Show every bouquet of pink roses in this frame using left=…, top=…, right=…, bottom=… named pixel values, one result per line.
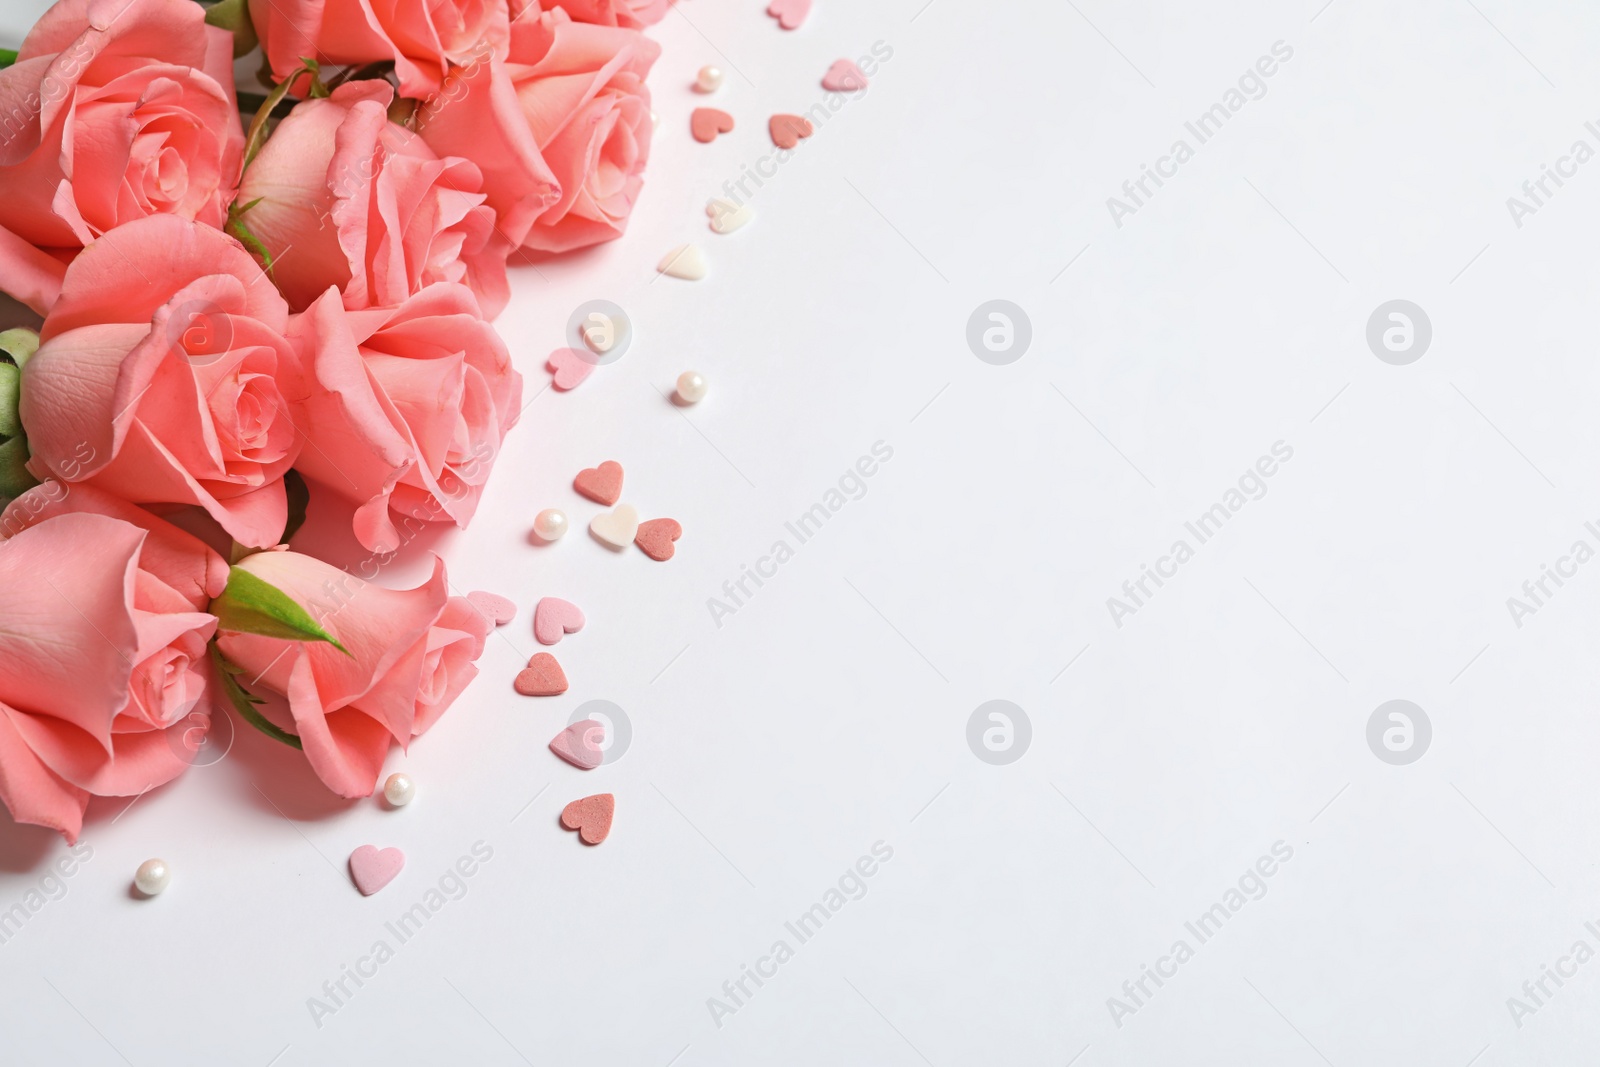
left=0, top=0, right=664, bottom=839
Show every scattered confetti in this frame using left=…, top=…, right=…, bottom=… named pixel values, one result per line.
left=766, top=0, right=810, bottom=30
left=514, top=653, right=568, bottom=696
left=547, top=347, right=594, bottom=390
left=534, top=597, right=586, bottom=646
left=822, top=58, right=868, bottom=91
left=466, top=591, right=516, bottom=626
left=573, top=460, right=624, bottom=505
left=549, top=720, right=605, bottom=770
left=635, top=518, right=683, bottom=561
left=561, top=793, right=615, bottom=844
left=769, top=113, right=814, bottom=149
left=349, top=845, right=404, bottom=896
left=657, top=244, right=707, bottom=280
left=706, top=197, right=753, bottom=234
left=690, top=107, right=735, bottom=143
left=589, top=503, right=640, bottom=549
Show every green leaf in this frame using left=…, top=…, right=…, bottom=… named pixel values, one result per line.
left=0, top=434, right=37, bottom=501
left=211, top=565, right=349, bottom=654
left=0, top=49, right=17, bottom=71
left=209, top=643, right=302, bottom=749
left=0, top=327, right=39, bottom=369
left=282, top=469, right=310, bottom=543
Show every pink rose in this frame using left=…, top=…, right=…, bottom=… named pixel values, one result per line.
left=0, top=482, right=227, bottom=841
left=531, top=0, right=673, bottom=29
left=290, top=283, right=520, bottom=553
left=19, top=215, right=305, bottom=548
left=251, top=0, right=510, bottom=98
left=236, top=81, right=511, bottom=319
left=215, top=549, right=490, bottom=797
left=0, top=0, right=244, bottom=313
left=419, top=8, right=659, bottom=253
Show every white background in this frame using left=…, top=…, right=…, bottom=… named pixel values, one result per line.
left=5, top=0, right=1600, bottom=1063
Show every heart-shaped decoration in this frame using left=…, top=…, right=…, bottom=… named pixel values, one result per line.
left=689, top=107, right=735, bottom=143
left=706, top=197, right=754, bottom=234
left=822, top=58, right=868, bottom=91
left=657, top=244, right=707, bottom=281
left=768, top=114, right=814, bottom=150
left=766, top=0, right=810, bottom=30
left=549, top=719, right=605, bottom=770
left=573, top=460, right=624, bottom=505
left=534, top=596, right=585, bottom=645
left=514, top=653, right=568, bottom=696
left=635, top=518, right=682, bottom=561
left=349, top=845, right=405, bottom=896
left=547, top=347, right=594, bottom=391
left=465, top=591, right=516, bottom=626
left=561, top=793, right=615, bottom=844
left=589, top=503, right=640, bottom=549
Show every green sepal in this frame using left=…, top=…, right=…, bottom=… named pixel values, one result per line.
left=0, top=435, right=38, bottom=500
left=203, top=0, right=258, bottom=57
left=0, top=328, right=39, bottom=369
left=0, top=363, right=18, bottom=438
left=210, top=565, right=349, bottom=654
left=209, top=642, right=303, bottom=749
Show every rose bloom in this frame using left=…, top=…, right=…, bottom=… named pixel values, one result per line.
left=0, top=0, right=243, bottom=314
left=418, top=7, right=659, bottom=254
left=251, top=0, right=509, bottom=98
left=236, top=81, right=511, bottom=319
left=291, top=282, right=520, bottom=553
left=531, top=0, right=673, bottom=30
left=215, top=549, right=490, bottom=797
left=0, top=482, right=227, bottom=842
left=19, top=215, right=304, bottom=548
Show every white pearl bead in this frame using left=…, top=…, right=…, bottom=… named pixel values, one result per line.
left=134, top=858, right=171, bottom=896
left=533, top=508, right=568, bottom=541
left=675, top=371, right=708, bottom=404
left=694, top=65, right=724, bottom=93
left=382, top=772, right=415, bottom=807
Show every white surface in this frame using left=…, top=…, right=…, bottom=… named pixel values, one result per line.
left=5, top=1, right=1600, bottom=1064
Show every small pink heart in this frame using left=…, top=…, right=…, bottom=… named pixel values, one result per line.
left=822, top=58, right=868, bottom=91
left=561, top=793, right=614, bottom=844
left=547, top=347, right=594, bottom=391
left=534, top=597, right=585, bottom=646
left=769, top=114, right=814, bottom=150
left=514, top=653, right=568, bottom=696
left=690, top=107, right=735, bottom=144
left=466, top=591, right=516, bottom=626
left=549, top=719, right=605, bottom=769
left=349, top=845, right=404, bottom=896
left=766, top=0, right=809, bottom=30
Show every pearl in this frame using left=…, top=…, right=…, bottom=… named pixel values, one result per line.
left=694, top=65, right=724, bottom=93
left=382, top=772, right=415, bottom=807
left=533, top=508, right=568, bottom=541
left=675, top=371, right=708, bottom=404
left=134, top=858, right=171, bottom=896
